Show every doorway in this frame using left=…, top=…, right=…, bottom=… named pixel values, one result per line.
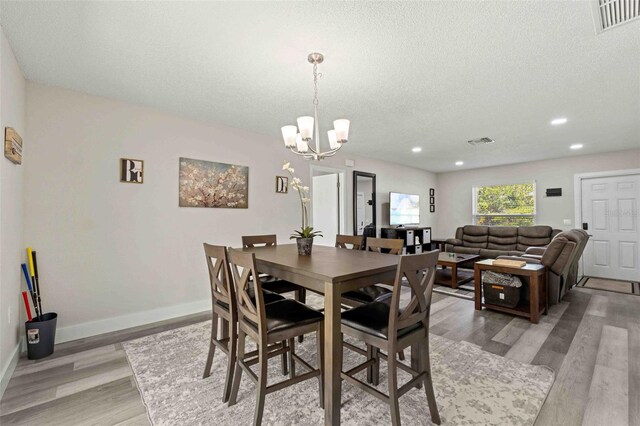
left=575, top=169, right=640, bottom=283
left=310, top=166, right=346, bottom=247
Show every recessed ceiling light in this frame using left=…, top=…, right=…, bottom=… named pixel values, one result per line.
left=570, top=144, right=583, bottom=150
left=455, top=161, right=464, bottom=166
left=412, top=147, right=422, bottom=153
left=551, top=117, right=568, bottom=125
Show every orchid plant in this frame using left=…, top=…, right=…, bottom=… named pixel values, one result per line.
left=282, top=161, right=323, bottom=240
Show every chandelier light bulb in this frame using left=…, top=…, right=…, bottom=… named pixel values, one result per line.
left=297, top=116, right=314, bottom=140
left=334, top=119, right=350, bottom=142
left=281, top=125, right=297, bottom=147
left=328, top=130, right=339, bottom=149
left=295, top=133, right=308, bottom=153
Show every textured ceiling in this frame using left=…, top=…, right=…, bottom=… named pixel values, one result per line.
left=1, top=1, right=638, bottom=172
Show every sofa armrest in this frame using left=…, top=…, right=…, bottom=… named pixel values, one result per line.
left=525, top=246, right=546, bottom=256
left=522, top=253, right=543, bottom=261
left=446, top=238, right=463, bottom=246
left=496, top=255, right=542, bottom=265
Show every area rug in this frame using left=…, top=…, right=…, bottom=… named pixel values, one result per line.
left=124, top=321, right=554, bottom=425
left=580, top=277, right=640, bottom=295
left=432, top=285, right=475, bottom=300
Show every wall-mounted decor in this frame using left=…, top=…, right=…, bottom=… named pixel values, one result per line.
left=4, top=127, right=23, bottom=165
left=430, top=205, right=435, bottom=213
left=429, top=196, right=435, bottom=205
left=275, top=176, right=288, bottom=193
left=120, top=158, right=144, bottom=183
left=429, top=188, right=435, bottom=196
left=179, top=157, right=248, bottom=208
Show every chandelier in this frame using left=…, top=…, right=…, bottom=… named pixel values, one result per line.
left=281, top=53, right=350, bottom=160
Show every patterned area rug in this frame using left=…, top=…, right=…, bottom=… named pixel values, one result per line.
left=432, top=284, right=475, bottom=300
left=580, top=277, right=640, bottom=295
left=124, top=321, right=554, bottom=425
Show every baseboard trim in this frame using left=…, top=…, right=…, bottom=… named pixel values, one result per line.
left=0, top=343, right=20, bottom=400
left=56, top=299, right=211, bottom=344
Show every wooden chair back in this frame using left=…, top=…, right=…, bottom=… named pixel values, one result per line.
left=242, top=234, right=277, bottom=248
left=388, top=250, right=439, bottom=339
left=366, top=237, right=404, bottom=255
left=335, top=234, right=364, bottom=250
left=203, top=243, right=234, bottom=310
left=228, top=249, right=266, bottom=335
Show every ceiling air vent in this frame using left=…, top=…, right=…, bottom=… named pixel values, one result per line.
left=592, top=0, right=640, bottom=33
left=467, top=137, right=495, bottom=146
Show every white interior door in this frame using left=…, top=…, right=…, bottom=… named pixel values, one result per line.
left=312, top=173, right=339, bottom=246
left=581, top=174, right=640, bottom=281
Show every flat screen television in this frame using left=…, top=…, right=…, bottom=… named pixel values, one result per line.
left=389, top=192, right=420, bottom=225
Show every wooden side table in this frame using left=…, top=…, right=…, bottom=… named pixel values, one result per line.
left=474, top=259, right=547, bottom=324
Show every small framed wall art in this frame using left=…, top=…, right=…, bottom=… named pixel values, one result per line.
left=4, top=127, right=23, bottom=165
left=429, top=188, right=435, bottom=196
left=120, top=158, right=144, bottom=183
left=276, top=176, right=288, bottom=193
left=430, top=205, right=435, bottom=213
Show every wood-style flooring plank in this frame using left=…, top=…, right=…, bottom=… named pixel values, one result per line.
left=0, top=377, right=144, bottom=426
left=504, top=302, right=569, bottom=364
left=534, top=313, right=604, bottom=426
left=629, top=321, right=640, bottom=426
left=582, top=325, right=629, bottom=426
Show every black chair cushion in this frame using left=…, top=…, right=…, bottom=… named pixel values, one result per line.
left=341, top=301, right=422, bottom=340
left=215, top=288, right=284, bottom=310
left=262, top=277, right=303, bottom=294
left=342, top=285, right=392, bottom=304
left=263, top=299, right=323, bottom=334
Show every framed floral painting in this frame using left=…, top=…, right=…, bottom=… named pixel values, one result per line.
left=178, top=157, right=248, bottom=208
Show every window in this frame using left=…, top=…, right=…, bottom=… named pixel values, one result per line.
left=473, top=182, right=536, bottom=226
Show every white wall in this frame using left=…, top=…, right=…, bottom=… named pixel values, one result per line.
left=436, top=149, right=640, bottom=237
left=0, top=26, right=26, bottom=396
left=24, top=82, right=436, bottom=342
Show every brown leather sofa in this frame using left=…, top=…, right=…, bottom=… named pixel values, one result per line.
left=445, top=225, right=561, bottom=258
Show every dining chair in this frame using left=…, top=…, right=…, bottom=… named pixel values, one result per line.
left=335, top=234, right=364, bottom=250
left=340, top=250, right=441, bottom=426
left=242, top=234, right=307, bottom=305
left=202, top=244, right=287, bottom=402
left=227, top=249, right=324, bottom=425
left=243, top=234, right=309, bottom=343
left=341, top=237, right=404, bottom=306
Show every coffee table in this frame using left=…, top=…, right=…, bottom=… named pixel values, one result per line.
left=435, top=253, right=479, bottom=288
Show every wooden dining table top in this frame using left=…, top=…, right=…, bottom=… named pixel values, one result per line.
left=237, top=243, right=400, bottom=284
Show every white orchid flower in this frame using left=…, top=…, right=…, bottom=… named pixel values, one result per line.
left=282, top=162, right=290, bottom=170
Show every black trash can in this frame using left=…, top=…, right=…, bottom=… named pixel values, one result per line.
left=25, top=312, right=57, bottom=360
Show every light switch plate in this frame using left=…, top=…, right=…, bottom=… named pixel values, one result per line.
left=563, top=219, right=572, bottom=225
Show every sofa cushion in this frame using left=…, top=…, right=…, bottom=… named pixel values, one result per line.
left=487, top=226, right=518, bottom=250
left=462, top=225, right=489, bottom=236
left=516, top=225, right=554, bottom=252
left=461, top=226, right=488, bottom=248
left=480, top=248, right=513, bottom=259
left=452, top=246, right=482, bottom=255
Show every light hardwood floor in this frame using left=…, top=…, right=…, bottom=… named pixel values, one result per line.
left=1, top=287, right=638, bottom=425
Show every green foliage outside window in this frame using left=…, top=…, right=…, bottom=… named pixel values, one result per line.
left=473, top=183, right=535, bottom=226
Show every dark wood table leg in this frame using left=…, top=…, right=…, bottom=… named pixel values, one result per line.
left=324, top=281, right=341, bottom=426
left=451, top=264, right=458, bottom=289
left=474, top=266, right=482, bottom=310
left=530, top=274, right=539, bottom=324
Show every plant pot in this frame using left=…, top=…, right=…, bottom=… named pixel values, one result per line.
left=296, top=237, right=313, bottom=255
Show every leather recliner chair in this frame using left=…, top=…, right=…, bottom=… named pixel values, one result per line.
left=498, top=234, right=578, bottom=305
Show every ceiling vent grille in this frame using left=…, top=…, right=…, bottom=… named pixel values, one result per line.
left=592, top=0, right=640, bottom=33
left=467, top=137, right=495, bottom=146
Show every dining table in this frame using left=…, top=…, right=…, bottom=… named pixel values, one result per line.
left=238, top=243, right=401, bottom=426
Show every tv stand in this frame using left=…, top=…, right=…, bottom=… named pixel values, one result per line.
left=381, top=226, right=432, bottom=255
